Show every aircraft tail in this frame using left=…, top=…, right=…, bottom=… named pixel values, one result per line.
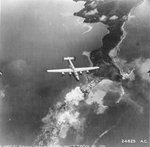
left=64, top=56, right=76, bottom=61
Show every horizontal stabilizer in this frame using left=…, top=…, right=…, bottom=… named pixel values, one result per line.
left=64, top=57, right=76, bottom=61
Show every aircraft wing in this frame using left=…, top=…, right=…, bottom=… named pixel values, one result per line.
left=75, top=66, right=99, bottom=72
left=47, top=68, right=73, bottom=73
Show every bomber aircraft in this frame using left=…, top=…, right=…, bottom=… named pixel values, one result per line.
left=47, top=57, right=99, bottom=81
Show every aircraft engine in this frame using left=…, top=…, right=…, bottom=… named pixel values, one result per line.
left=69, top=72, right=72, bottom=76
left=86, top=70, right=89, bottom=73
left=61, top=72, right=65, bottom=76
left=79, top=71, right=82, bottom=75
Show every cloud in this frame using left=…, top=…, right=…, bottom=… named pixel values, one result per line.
left=86, top=79, right=124, bottom=114
left=109, top=15, right=118, bottom=20
left=85, top=9, right=98, bottom=16
left=65, top=87, right=84, bottom=106
left=99, top=15, right=107, bottom=22
left=57, top=111, right=80, bottom=138
left=37, top=87, right=86, bottom=145
left=134, top=58, right=150, bottom=82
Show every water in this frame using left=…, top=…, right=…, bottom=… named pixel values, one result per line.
left=1, top=0, right=107, bottom=144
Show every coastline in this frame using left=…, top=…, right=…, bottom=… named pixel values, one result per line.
left=74, top=0, right=144, bottom=81
left=109, top=0, right=145, bottom=75
left=82, top=51, right=93, bottom=67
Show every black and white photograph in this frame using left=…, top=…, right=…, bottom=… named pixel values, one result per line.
left=0, top=0, right=150, bottom=147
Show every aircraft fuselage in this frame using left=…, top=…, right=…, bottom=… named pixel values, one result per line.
left=68, top=59, right=80, bottom=81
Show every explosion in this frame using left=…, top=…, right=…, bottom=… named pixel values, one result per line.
left=35, top=77, right=127, bottom=145
left=34, top=87, right=86, bottom=145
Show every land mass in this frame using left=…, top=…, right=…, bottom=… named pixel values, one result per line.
left=73, top=0, right=143, bottom=81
